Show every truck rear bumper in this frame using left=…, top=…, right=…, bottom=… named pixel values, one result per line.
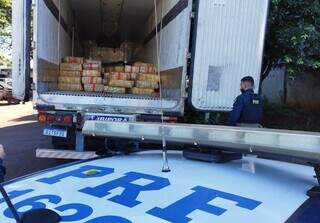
left=36, top=148, right=98, bottom=160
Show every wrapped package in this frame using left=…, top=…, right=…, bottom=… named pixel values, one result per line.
left=131, top=66, right=140, bottom=73
left=82, top=77, right=103, bottom=84
left=125, top=65, right=132, bottom=73
left=124, top=65, right=139, bottom=73
left=108, top=80, right=134, bottom=88
left=137, top=74, right=160, bottom=82
left=114, top=66, right=125, bottom=72
left=82, top=70, right=101, bottom=77
left=130, top=73, right=138, bottom=80
left=84, top=84, right=104, bottom=92
left=102, top=79, right=109, bottom=85
left=104, top=67, right=114, bottom=73
left=84, top=59, right=102, bottom=65
left=58, top=76, right=82, bottom=84
left=89, top=47, right=126, bottom=63
left=63, top=57, right=84, bottom=64
left=139, top=66, right=148, bottom=74
left=148, top=66, right=157, bottom=74
left=60, top=63, right=82, bottom=71
left=105, top=72, right=130, bottom=81
left=133, top=62, right=149, bottom=67
left=135, top=81, right=159, bottom=89
left=130, top=87, right=155, bottom=96
left=58, top=83, right=83, bottom=91
left=104, top=86, right=126, bottom=94
left=60, top=70, right=82, bottom=77
left=83, top=63, right=101, bottom=71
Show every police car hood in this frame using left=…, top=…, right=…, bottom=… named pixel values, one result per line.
left=0, top=151, right=316, bottom=223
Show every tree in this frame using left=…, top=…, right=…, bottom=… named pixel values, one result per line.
left=0, top=0, right=12, bottom=66
left=262, top=0, right=320, bottom=80
left=0, top=0, right=11, bottom=29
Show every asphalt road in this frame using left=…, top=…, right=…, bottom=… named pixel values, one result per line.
left=0, top=101, right=72, bottom=181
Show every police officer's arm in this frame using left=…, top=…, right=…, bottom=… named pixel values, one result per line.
left=227, top=96, right=244, bottom=126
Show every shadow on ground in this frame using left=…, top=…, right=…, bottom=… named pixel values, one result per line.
left=9, top=114, right=38, bottom=122
left=0, top=116, right=73, bottom=181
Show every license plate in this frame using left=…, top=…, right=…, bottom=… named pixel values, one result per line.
left=43, top=127, right=67, bottom=138
left=85, top=113, right=136, bottom=122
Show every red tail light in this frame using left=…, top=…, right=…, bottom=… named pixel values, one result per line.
left=63, top=115, right=73, bottom=125
left=46, top=114, right=55, bottom=123
left=55, top=115, right=63, bottom=123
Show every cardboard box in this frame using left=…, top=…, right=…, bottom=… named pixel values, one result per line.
left=135, top=81, right=159, bottom=89
left=82, top=77, right=103, bottom=84
left=63, top=57, right=84, bottom=64
left=60, top=63, right=82, bottom=71
left=58, top=83, right=83, bottom=91
left=82, top=70, right=101, bottom=77
left=131, top=66, right=140, bottom=73
left=84, top=84, right=104, bottom=92
left=108, top=80, right=134, bottom=88
left=137, top=74, right=160, bottom=82
left=84, top=59, right=102, bottom=65
left=114, top=66, right=125, bottom=72
left=148, top=66, right=157, bottom=74
left=133, top=62, right=149, bottom=67
left=139, top=66, right=148, bottom=74
left=105, top=72, right=131, bottom=81
left=125, top=65, right=132, bottom=73
left=104, top=86, right=126, bottom=94
left=130, top=87, right=155, bottom=96
left=60, top=70, right=82, bottom=77
left=58, top=76, right=82, bottom=84
left=83, top=63, right=101, bottom=71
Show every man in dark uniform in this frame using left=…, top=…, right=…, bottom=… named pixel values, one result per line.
left=227, top=76, right=263, bottom=127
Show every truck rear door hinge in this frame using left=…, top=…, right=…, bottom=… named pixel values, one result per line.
left=190, top=12, right=195, bottom=19
left=186, top=52, right=192, bottom=60
left=31, top=41, right=36, bottom=50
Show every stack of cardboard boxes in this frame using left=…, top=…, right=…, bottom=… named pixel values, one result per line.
left=103, top=62, right=160, bottom=96
left=82, top=60, right=104, bottom=92
left=57, top=57, right=159, bottom=96
left=58, top=57, right=83, bottom=91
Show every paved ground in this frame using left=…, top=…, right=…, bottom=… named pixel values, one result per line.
left=0, top=101, right=72, bottom=181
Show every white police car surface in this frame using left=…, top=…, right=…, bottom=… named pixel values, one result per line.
left=0, top=151, right=316, bottom=223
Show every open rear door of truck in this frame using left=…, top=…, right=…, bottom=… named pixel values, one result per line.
left=189, top=0, right=269, bottom=111
left=12, top=0, right=32, bottom=101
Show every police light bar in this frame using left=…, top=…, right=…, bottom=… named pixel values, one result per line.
left=83, top=121, right=320, bottom=165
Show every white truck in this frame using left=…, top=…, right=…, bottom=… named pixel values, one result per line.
left=12, top=0, right=269, bottom=157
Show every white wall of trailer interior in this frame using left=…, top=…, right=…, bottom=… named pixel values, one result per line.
left=37, top=0, right=71, bottom=65
left=190, top=0, right=269, bottom=111
left=136, top=0, right=192, bottom=72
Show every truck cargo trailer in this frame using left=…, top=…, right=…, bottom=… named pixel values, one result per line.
left=12, top=0, right=269, bottom=155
